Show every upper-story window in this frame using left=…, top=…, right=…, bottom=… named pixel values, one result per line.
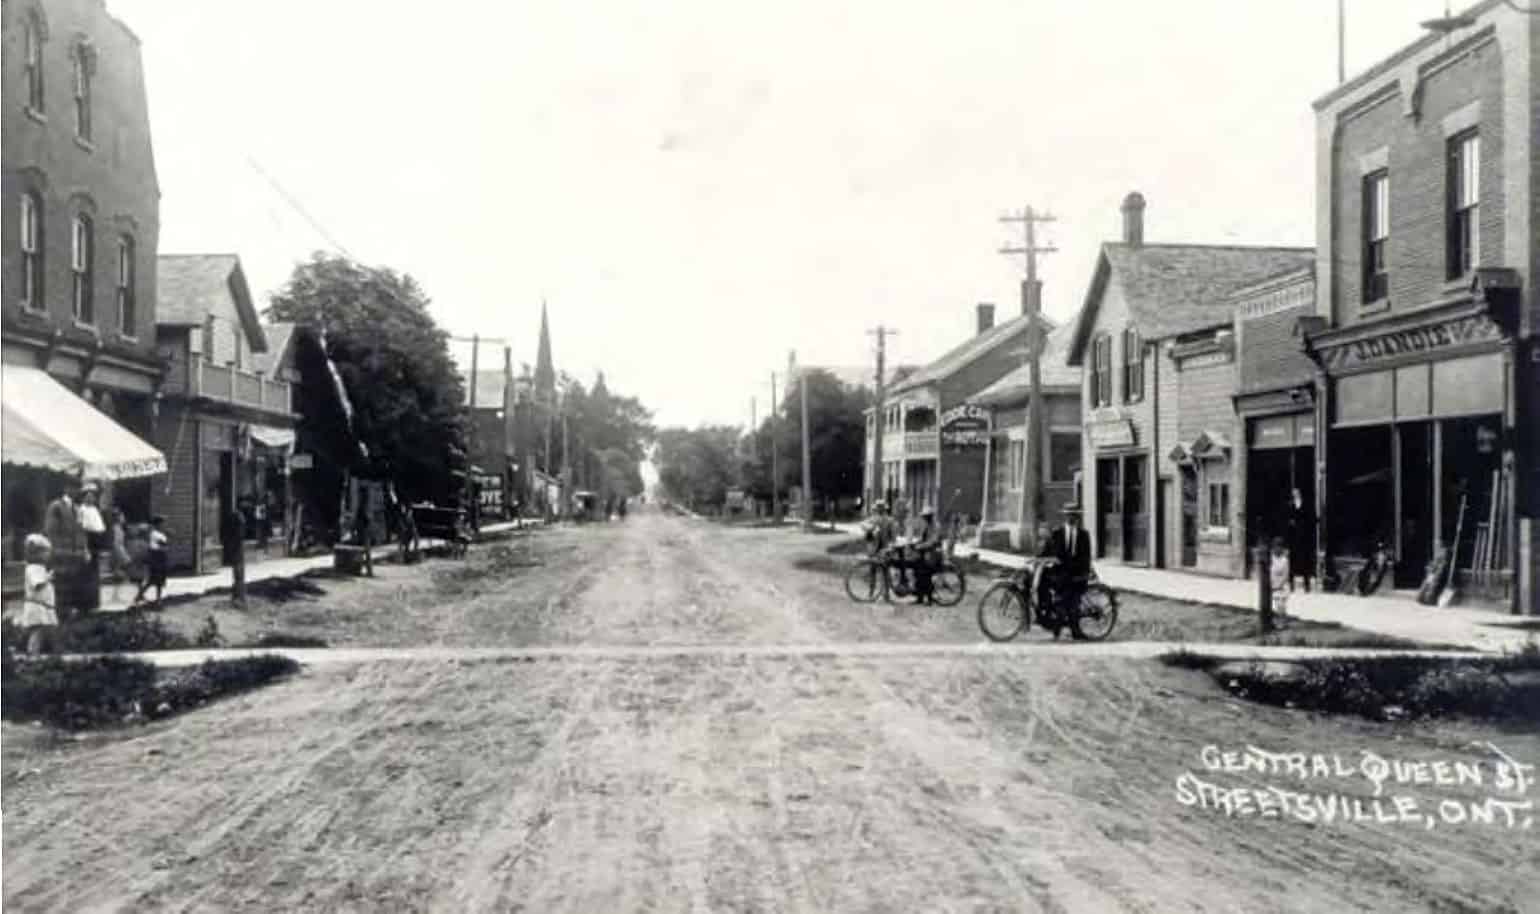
left=72, top=43, right=92, bottom=142
left=1121, top=327, right=1144, bottom=403
left=1090, top=334, right=1112, bottom=408
left=71, top=214, right=93, bottom=324
left=116, top=236, right=135, bottom=336
left=1447, top=131, right=1480, bottom=280
left=20, top=193, right=43, bottom=312
left=1362, top=170, right=1389, bottom=303
left=24, top=15, right=45, bottom=112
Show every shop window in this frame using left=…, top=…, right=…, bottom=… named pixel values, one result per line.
left=1091, top=334, right=1112, bottom=407
left=20, top=192, right=43, bottom=311
left=24, top=15, right=44, bottom=113
left=1362, top=170, right=1389, bottom=303
left=71, top=214, right=93, bottom=324
left=1049, top=431, right=1079, bottom=483
left=1447, top=131, right=1479, bottom=279
left=1121, top=328, right=1143, bottom=402
left=116, top=236, right=135, bottom=336
left=1207, top=481, right=1230, bottom=529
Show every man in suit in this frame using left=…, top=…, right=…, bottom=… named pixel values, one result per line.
left=43, top=481, right=85, bottom=618
left=1038, top=503, right=1092, bottom=636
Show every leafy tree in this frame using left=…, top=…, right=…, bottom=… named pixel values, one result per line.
left=741, top=369, right=871, bottom=510
left=266, top=252, right=466, bottom=505
left=654, top=426, right=742, bottom=510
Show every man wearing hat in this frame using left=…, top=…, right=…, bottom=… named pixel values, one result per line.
left=909, top=507, right=943, bottom=604
left=1039, top=502, right=1092, bottom=636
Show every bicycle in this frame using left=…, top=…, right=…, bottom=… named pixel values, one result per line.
left=976, top=557, right=1119, bottom=642
left=844, top=544, right=967, bottom=607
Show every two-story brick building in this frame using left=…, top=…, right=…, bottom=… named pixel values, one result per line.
left=1, top=0, right=167, bottom=556
left=153, top=254, right=295, bottom=572
left=1301, top=1, right=1536, bottom=612
left=1066, top=193, right=1314, bottom=572
left=863, top=303, right=1051, bottom=522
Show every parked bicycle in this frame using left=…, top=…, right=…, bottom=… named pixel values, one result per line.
left=976, top=557, right=1119, bottom=642
left=844, top=544, right=967, bottom=607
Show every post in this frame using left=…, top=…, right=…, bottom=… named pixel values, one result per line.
left=871, top=327, right=887, bottom=510
left=797, top=353, right=813, bottom=530
left=1256, top=544, right=1275, bottom=632
left=771, top=371, right=780, bottom=522
left=1000, top=206, right=1056, bottom=553
left=465, top=334, right=478, bottom=514
left=1337, top=0, right=1345, bottom=84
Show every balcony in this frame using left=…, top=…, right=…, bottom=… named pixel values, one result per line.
left=190, top=359, right=293, bottom=417
left=880, top=430, right=939, bottom=459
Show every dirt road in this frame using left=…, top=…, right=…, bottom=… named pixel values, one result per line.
left=4, top=510, right=1536, bottom=912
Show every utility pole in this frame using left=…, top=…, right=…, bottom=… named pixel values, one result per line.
left=867, top=326, right=897, bottom=509
left=794, top=350, right=813, bottom=530
left=770, top=371, right=780, bottom=522
left=1000, top=206, right=1057, bottom=553
left=449, top=333, right=510, bottom=527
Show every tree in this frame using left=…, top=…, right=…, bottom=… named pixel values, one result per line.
left=741, top=369, right=870, bottom=512
left=654, top=426, right=742, bottom=510
left=266, top=252, right=467, bottom=506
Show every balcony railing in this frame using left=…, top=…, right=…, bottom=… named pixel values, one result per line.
left=191, top=359, right=293, bottom=416
left=880, top=430, right=938, bottom=459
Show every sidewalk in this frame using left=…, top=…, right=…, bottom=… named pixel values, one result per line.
left=93, top=519, right=533, bottom=613
left=829, top=523, right=1535, bottom=654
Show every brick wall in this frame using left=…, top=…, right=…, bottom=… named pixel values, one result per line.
left=1329, top=35, right=1506, bottom=324
left=1, top=0, right=159, bottom=350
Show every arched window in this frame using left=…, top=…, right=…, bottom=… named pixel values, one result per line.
left=72, top=43, right=92, bottom=141
left=71, top=214, right=93, bottom=324
left=116, top=235, right=135, bottom=335
left=20, top=192, right=43, bottom=311
left=24, top=15, right=45, bottom=112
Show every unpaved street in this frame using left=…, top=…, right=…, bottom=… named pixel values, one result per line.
left=4, top=510, right=1537, bottom=912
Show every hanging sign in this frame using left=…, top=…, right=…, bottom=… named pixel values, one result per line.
left=940, top=404, right=989, bottom=446
left=1088, top=419, right=1136, bottom=449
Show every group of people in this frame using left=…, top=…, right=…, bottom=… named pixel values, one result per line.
left=14, top=480, right=169, bottom=655
left=863, top=500, right=948, bottom=604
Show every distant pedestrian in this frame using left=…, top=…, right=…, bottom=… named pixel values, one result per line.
left=254, top=496, right=270, bottom=552
left=1269, top=536, right=1292, bottom=623
left=1286, top=488, right=1314, bottom=593
left=221, top=502, right=247, bottom=607
left=353, top=496, right=374, bottom=577
left=107, top=507, right=132, bottom=602
left=20, top=534, right=58, bottom=655
left=42, top=482, right=84, bottom=619
left=134, top=516, right=169, bottom=609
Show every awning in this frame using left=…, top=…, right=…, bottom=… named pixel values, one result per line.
left=249, top=424, right=296, bottom=449
left=1190, top=429, right=1233, bottom=459
left=1, top=364, right=167, bottom=479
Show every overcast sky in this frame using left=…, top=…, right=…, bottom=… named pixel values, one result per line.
left=113, top=0, right=1455, bottom=428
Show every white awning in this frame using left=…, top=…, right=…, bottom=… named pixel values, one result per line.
left=249, top=424, right=296, bottom=449
left=1, top=364, right=167, bottom=479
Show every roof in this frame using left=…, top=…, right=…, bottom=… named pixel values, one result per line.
left=157, top=254, right=268, bottom=351
left=967, top=324, right=1081, bottom=407
left=461, top=369, right=509, bottom=409
left=887, top=312, right=1053, bottom=397
left=1312, top=0, right=1502, bottom=112
left=250, top=322, right=297, bottom=377
left=1066, top=243, right=1313, bottom=366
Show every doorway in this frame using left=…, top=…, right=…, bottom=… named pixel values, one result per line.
left=1397, top=422, right=1433, bottom=587
left=1179, top=464, right=1198, bottom=567
left=1097, top=457, right=1121, bottom=559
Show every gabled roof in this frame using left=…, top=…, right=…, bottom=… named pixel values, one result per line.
left=251, top=322, right=297, bottom=377
left=887, top=312, right=1053, bottom=397
left=1066, top=243, right=1313, bottom=366
left=967, top=323, right=1081, bottom=407
left=157, top=254, right=268, bottom=351
left=461, top=369, right=509, bottom=409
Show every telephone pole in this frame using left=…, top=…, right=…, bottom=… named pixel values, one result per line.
left=450, top=333, right=510, bottom=523
left=1000, top=206, right=1057, bottom=552
left=867, top=326, right=898, bottom=509
left=792, top=350, right=812, bottom=530
left=770, top=371, right=780, bottom=522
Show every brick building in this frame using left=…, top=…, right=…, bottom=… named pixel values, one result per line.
left=1066, top=193, right=1313, bottom=572
left=1, top=0, right=166, bottom=552
left=863, top=303, right=1051, bottom=523
left=153, top=254, right=295, bottom=572
left=1300, top=1, right=1536, bottom=612
left=967, top=323, right=1081, bottom=551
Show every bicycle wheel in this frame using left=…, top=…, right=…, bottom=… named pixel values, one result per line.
left=844, top=559, right=886, bottom=603
left=1070, top=584, right=1119, bottom=641
left=929, top=563, right=967, bottom=607
left=977, top=581, right=1028, bottom=642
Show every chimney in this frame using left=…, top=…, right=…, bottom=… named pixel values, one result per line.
left=976, top=303, right=996, bottom=334
left=1121, top=191, right=1146, bottom=245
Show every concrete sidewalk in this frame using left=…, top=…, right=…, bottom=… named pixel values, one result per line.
left=93, top=519, right=535, bottom=613
left=830, top=522, right=1536, bottom=654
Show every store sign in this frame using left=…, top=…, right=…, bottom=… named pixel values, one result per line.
left=939, top=404, right=989, bottom=446
left=1319, top=313, right=1502, bottom=372
left=1088, top=419, right=1135, bottom=449
left=475, top=473, right=504, bottom=511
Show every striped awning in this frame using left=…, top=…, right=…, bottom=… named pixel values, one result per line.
left=1, top=364, right=167, bottom=479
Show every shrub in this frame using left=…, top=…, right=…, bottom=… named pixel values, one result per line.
left=149, top=655, right=300, bottom=719
left=55, top=613, right=191, bottom=654
left=248, top=632, right=329, bottom=649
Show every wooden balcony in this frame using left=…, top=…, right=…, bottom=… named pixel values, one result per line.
left=191, top=359, right=293, bottom=417
left=880, top=430, right=939, bottom=459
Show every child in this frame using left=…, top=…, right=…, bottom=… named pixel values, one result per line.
left=134, top=516, right=168, bottom=610
left=1269, top=536, right=1292, bottom=623
left=20, top=533, right=57, bottom=655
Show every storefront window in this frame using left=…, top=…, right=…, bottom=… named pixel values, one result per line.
left=1049, top=432, right=1079, bottom=483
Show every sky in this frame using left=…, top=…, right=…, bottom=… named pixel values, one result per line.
left=112, top=0, right=1462, bottom=429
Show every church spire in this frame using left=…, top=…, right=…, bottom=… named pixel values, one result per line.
left=534, top=299, right=555, bottom=401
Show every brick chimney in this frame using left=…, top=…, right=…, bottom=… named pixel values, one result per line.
left=1121, top=191, right=1146, bottom=245
left=976, top=303, right=996, bottom=334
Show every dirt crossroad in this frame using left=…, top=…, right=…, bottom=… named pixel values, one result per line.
left=3, top=510, right=1536, bottom=912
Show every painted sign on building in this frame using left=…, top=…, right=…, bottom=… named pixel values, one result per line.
left=940, top=404, right=989, bottom=446
left=475, top=473, right=504, bottom=513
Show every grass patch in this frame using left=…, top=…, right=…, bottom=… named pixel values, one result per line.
left=1, top=653, right=299, bottom=730
left=2, top=613, right=192, bottom=655
left=1159, top=644, right=1540, bottom=723
left=245, top=632, right=329, bottom=649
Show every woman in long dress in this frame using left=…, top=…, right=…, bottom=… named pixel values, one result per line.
left=1286, top=488, right=1315, bottom=593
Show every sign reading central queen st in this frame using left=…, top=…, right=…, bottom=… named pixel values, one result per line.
left=940, top=404, right=989, bottom=446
